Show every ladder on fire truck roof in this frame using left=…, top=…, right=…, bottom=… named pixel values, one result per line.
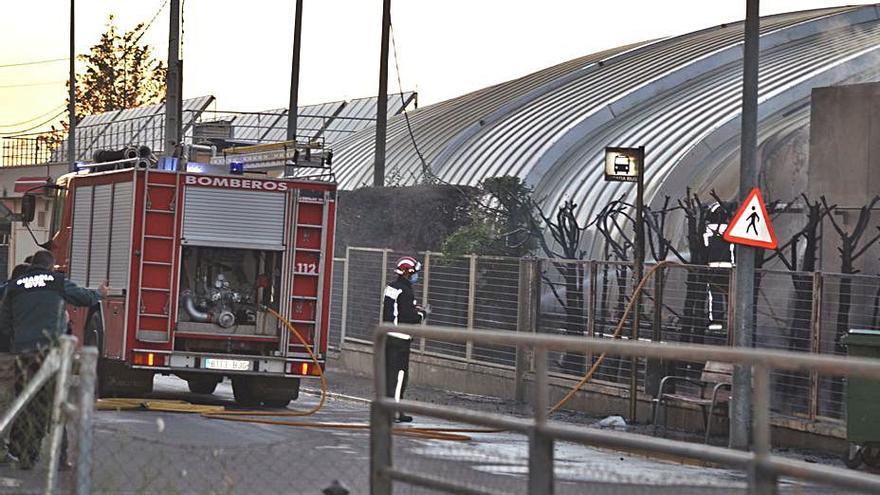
left=286, top=189, right=331, bottom=357
left=134, top=165, right=180, bottom=343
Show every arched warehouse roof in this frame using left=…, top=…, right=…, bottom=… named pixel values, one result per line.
left=332, top=5, right=880, bottom=256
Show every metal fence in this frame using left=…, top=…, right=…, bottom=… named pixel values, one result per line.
left=1, top=111, right=202, bottom=167
left=370, top=324, right=880, bottom=494
left=0, top=336, right=93, bottom=495
left=339, top=247, right=880, bottom=433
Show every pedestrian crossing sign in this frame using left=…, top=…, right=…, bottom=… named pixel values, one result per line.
left=723, top=187, right=778, bottom=249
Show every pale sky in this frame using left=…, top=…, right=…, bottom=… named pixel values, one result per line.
left=0, top=1, right=864, bottom=135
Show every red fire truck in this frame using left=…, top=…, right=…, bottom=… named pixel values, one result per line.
left=24, top=163, right=336, bottom=407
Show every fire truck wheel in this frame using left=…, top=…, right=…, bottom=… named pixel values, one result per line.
left=187, top=376, right=220, bottom=395
left=232, top=376, right=299, bottom=408
left=99, top=360, right=154, bottom=397
left=231, top=377, right=260, bottom=407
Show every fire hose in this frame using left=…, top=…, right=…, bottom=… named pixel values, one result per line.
left=97, top=262, right=673, bottom=441
left=98, top=307, right=472, bottom=441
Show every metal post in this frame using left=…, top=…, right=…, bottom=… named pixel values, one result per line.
left=808, top=272, right=823, bottom=420
left=371, top=331, right=392, bottom=495
left=516, top=258, right=538, bottom=402
left=587, top=261, right=597, bottom=338
left=419, top=252, right=430, bottom=353
left=373, top=0, right=391, bottom=187
left=465, top=255, right=476, bottom=362
left=68, top=0, right=76, bottom=169
left=586, top=261, right=597, bottom=368
left=528, top=346, right=554, bottom=494
left=286, top=0, right=303, bottom=142
left=340, top=252, right=350, bottom=346
left=630, top=146, right=646, bottom=422
left=76, top=347, right=98, bottom=495
left=380, top=250, right=389, bottom=321
left=652, top=266, right=664, bottom=343
left=646, top=264, right=665, bottom=396
left=46, top=336, right=75, bottom=495
left=164, top=0, right=182, bottom=158
left=750, top=364, right=778, bottom=494
left=731, top=0, right=760, bottom=451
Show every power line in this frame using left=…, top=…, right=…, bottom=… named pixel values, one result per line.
left=0, top=80, right=67, bottom=89
left=0, top=58, right=68, bottom=69
left=0, top=104, right=66, bottom=128
left=389, top=24, right=436, bottom=183
left=131, top=0, right=170, bottom=48
left=0, top=108, right=67, bottom=135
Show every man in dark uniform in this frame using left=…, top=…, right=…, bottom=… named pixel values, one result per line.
left=0, top=250, right=106, bottom=469
left=381, top=256, right=425, bottom=423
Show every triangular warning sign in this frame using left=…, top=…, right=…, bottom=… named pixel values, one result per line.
left=723, top=188, right=778, bottom=249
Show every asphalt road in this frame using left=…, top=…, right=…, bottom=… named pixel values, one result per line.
left=0, top=374, right=862, bottom=494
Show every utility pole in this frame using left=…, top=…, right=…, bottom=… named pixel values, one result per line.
left=68, top=0, right=76, bottom=171
left=373, top=0, right=391, bottom=187
left=164, top=0, right=182, bottom=159
left=629, top=146, right=645, bottom=422
left=286, top=0, right=303, bottom=142
left=730, top=0, right=760, bottom=451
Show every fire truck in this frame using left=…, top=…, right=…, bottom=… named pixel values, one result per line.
left=22, top=156, right=336, bottom=407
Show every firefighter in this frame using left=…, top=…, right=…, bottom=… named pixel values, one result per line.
left=381, top=256, right=426, bottom=423
left=0, top=250, right=108, bottom=470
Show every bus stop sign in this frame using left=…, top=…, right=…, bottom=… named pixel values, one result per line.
left=604, top=147, right=642, bottom=182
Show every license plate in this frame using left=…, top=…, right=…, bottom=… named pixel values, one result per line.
left=204, top=358, right=251, bottom=371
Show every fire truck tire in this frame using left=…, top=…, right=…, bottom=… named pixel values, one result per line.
left=232, top=376, right=300, bottom=407
left=98, top=360, right=154, bottom=397
left=231, top=377, right=260, bottom=407
left=187, top=376, right=220, bottom=395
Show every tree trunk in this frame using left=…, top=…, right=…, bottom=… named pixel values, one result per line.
left=559, top=264, right=586, bottom=374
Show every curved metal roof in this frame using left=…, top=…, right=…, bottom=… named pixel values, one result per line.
left=333, top=5, right=880, bottom=256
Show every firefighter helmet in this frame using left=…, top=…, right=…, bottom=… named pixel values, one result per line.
left=394, top=256, right=422, bottom=276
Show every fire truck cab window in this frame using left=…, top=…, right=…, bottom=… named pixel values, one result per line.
left=49, top=188, right=67, bottom=238
left=177, top=246, right=283, bottom=336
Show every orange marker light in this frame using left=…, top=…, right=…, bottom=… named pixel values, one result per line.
left=147, top=353, right=155, bottom=366
left=301, top=362, right=309, bottom=375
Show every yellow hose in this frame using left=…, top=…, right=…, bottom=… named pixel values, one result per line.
left=98, top=306, right=474, bottom=441
left=548, top=260, right=675, bottom=414
left=201, top=306, right=327, bottom=418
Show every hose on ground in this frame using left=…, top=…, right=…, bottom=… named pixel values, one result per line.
left=98, top=306, right=474, bottom=441
left=97, top=261, right=673, bottom=441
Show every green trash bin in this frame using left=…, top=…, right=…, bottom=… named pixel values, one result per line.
left=842, top=329, right=880, bottom=469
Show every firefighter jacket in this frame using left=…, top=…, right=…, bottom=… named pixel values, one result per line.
left=382, top=276, right=424, bottom=340
left=0, top=267, right=100, bottom=353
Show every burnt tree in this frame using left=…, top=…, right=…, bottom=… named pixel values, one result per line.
left=822, top=195, right=880, bottom=413
left=821, top=195, right=880, bottom=352
left=772, top=195, right=833, bottom=352
left=529, top=200, right=590, bottom=374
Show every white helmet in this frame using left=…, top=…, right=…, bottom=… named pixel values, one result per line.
left=394, top=256, right=422, bottom=276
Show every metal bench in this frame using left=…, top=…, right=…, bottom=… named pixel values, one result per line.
left=651, top=361, right=733, bottom=444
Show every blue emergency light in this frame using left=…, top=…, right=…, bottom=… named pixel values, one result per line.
left=230, top=161, right=245, bottom=175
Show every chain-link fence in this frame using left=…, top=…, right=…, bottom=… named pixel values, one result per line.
left=338, top=247, right=880, bottom=436
left=0, top=338, right=80, bottom=495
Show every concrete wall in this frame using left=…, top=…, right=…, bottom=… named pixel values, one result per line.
left=808, top=83, right=880, bottom=274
